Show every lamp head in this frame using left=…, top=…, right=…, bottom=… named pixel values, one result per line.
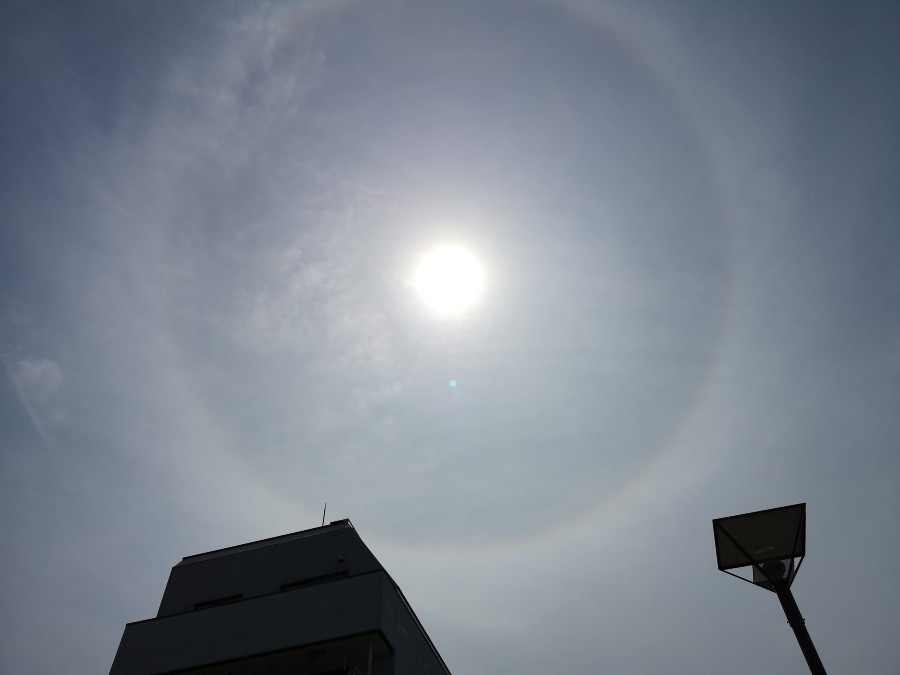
left=761, top=559, right=785, bottom=578
left=712, top=503, right=806, bottom=592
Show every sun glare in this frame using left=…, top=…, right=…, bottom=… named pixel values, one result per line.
left=414, top=245, right=484, bottom=315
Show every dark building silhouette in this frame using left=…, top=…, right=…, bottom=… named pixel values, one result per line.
left=110, top=520, right=452, bottom=674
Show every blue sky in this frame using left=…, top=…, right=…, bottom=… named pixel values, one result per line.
left=2, top=1, right=899, bottom=673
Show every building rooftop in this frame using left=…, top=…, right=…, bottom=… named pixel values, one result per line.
left=176, top=519, right=355, bottom=566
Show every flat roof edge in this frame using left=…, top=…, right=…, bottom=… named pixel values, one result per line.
left=177, top=519, right=354, bottom=566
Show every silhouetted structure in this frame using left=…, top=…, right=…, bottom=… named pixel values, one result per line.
left=712, top=503, right=827, bottom=675
left=110, top=520, right=452, bottom=674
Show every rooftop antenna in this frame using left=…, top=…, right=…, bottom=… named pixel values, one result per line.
left=321, top=501, right=327, bottom=527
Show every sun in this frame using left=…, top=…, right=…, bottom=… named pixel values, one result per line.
left=414, top=245, right=485, bottom=315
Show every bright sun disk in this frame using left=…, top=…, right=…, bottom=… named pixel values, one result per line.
left=414, top=246, right=484, bottom=315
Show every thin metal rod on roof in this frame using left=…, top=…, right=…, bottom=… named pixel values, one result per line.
left=322, top=501, right=327, bottom=527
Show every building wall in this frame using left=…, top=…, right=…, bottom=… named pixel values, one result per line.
left=379, top=580, right=451, bottom=675
left=157, top=525, right=381, bottom=617
left=111, top=523, right=452, bottom=674
left=112, top=572, right=386, bottom=674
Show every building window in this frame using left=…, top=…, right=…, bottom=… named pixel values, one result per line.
left=193, top=594, right=243, bottom=610
left=280, top=570, right=350, bottom=592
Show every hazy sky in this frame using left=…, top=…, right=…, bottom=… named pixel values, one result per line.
left=2, top=1, right=899, bottom=673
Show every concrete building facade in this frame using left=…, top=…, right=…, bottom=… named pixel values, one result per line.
left=110, top=520, right=452, bottom=675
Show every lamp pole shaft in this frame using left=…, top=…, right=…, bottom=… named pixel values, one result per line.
left=773, top=582, right=827, bottom=675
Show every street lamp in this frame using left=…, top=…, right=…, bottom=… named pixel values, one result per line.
left=712, top=503, right=827, bottom=675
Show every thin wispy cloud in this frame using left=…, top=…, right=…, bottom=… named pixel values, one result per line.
left=5, top=356, right=64, bottom=448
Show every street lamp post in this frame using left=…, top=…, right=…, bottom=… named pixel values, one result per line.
left=712, top=503, right=827, bottom=675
